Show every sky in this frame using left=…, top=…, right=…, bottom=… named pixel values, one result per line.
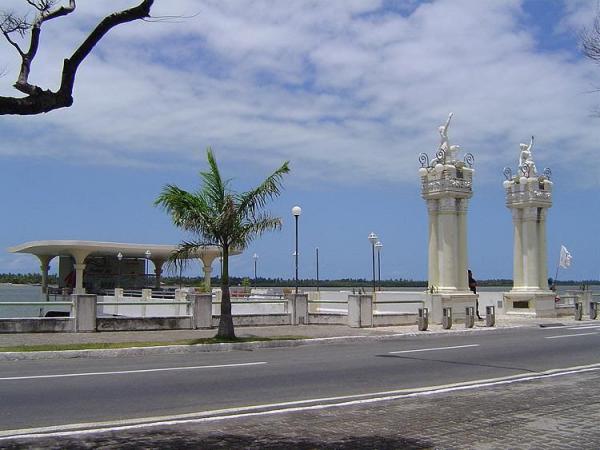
left=0, top=0, right=599, bottom=282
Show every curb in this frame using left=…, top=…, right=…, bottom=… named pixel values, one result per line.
left=0, top=325, right=525, bottom=361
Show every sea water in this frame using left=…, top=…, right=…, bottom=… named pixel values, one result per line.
left=0, top=284, right=57, bottom=318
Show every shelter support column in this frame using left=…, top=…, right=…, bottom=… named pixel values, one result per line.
left=37, top=255, right=54, bottom=295
left=200, top=254, right=218, bottom=290
left=152, top=259, right=165, bottom=289
left=71, top=250, right=91, bottom=295
left=73, top=264, right=86, bottom=294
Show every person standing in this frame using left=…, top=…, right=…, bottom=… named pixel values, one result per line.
left=468, top=269, right=482, bottom=320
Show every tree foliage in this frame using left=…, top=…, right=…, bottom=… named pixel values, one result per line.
left=0, top=0, right=154, bottom=115
left=155, top=148, right=290, bottom=339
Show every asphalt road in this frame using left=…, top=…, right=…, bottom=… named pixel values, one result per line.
left=1, top=322, right=599, bottom=437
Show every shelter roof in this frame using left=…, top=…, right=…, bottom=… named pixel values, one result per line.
left=8, top=240, right=234, bottom=261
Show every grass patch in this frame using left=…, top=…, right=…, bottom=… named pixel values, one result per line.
left=0, top=335, right=308, bottom=353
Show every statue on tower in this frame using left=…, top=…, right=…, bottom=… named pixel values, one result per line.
left=436, top=112, right=460, bottom=163
left=519, top=136, right=537, bottom=177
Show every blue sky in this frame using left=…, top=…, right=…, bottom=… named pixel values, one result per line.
left=0, top=0, right=599, bottom=281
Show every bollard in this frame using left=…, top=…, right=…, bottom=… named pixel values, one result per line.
left=590, top=302, right=598, bottom=320
left=485, top=305, right=496, bottom=327
left=465, top=306, right=475, bottom=328
left=574, top=302, right=583, bottom=321
left=442, top=307, right=452, bottom=329
left=418, top=308, right=429, bottom=331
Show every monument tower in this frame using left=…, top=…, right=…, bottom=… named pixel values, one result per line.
left=418, top=113, right=477, bottom=322
left=502, top=137, right=555, bottom=317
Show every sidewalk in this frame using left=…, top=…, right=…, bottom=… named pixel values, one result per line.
left=0, top=315, right=584, bottom=350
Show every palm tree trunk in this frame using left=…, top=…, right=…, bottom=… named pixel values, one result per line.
left=216, top=244, right=236, bottom=339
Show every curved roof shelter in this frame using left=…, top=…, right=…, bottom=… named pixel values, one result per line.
left=9, top=240, right=240, bottom=293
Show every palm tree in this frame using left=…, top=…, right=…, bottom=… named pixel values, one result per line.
left=155, top=148, right=290, bottom=339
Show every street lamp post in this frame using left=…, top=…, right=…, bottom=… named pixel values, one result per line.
left=144, top=249, right=151, bottom=289
left=253, top=253, right=259, bottom=282
left=375, top=241, right=383, bottom=291
left=292, top=206, right=302, bottom=295
left=316, top=247, right=320, bottom=292
left=368, top=232, right=378, bottom=294
left=117, top=252, right=123, bottom=288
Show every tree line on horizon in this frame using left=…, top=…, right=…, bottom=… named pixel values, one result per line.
left=1, top=273, right=598, bottom=288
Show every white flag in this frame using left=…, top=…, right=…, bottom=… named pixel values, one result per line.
left=559, top=245, right=572, bottom=269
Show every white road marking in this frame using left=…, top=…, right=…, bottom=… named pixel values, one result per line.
left=2, top=362, right=600, bottom=441
left=545, top=332, right=598, bottom=339
left=566, top=325, right=600, bottom=330
left=389, top=344, right=479, bottom=354
left=0, top=361, right=267, bottom=381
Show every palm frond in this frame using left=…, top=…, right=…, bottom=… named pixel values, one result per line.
left=155, top=183, right=220, bottom=240
left=200, top=147, right=228, bottom=209
left=230, top=214, right=283, bottom=248
left=164, top=239, right=217, bottom=274
left=237, top=161, right=290, bottom=219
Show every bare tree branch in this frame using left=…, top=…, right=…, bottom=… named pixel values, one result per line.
left=583, top=15, right=600, bottom=63
left=1, top=12, right=30, bottom=57
left=0, top=0, right=154, bottom=115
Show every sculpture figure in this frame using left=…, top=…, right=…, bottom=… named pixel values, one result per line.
left=519, top=136, right=537, bottom=176
left=431, top=112, right=460, bottom=166
left=439, top=112, right=460, bottom=162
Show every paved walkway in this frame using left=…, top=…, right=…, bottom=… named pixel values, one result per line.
left=0, top=316, right=584, bottom=348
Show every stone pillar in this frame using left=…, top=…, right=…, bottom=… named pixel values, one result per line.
left=348, top=294, right=373, bottom=328
left=456, top=199, right=469, bottom=291
left=287, top=293, right=308, bottom=325
left=427, top=200, right=439, bottom=289
left=538, top=209, right=549, bottom=290
left=73, top=294, right=97, bottom=332
left=512, top=209, right=524, bottom=289
left=189, top=293, right=213, bottom=329
left=523, top=207, right=540, bottom=290
left=437, top=197, right=458, bottom=291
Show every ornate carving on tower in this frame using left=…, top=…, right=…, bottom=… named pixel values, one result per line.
left=503, top=137, right=555, bottom=317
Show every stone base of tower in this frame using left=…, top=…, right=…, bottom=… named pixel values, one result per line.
left=425, top=292, right=478, bottom=324
left=503, top=291, right=556, bottom=318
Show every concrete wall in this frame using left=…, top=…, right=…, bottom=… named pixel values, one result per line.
left=97, top=317, right=192, bottom=331
left=0, top=318, right=73, bottom=333
left=308, top=313, right=347, bottom=325
left=212, top=301, right=287, bottom=316
left=98, top=295, right=188, bottom=317
left=478, top=292, right=505, bottom=314
left=373, top=314, right=418, bottom=327
left=212, top=314, right=290, bottom=327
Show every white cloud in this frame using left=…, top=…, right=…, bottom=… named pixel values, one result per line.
left=0, top=0, right=599, bottom=186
